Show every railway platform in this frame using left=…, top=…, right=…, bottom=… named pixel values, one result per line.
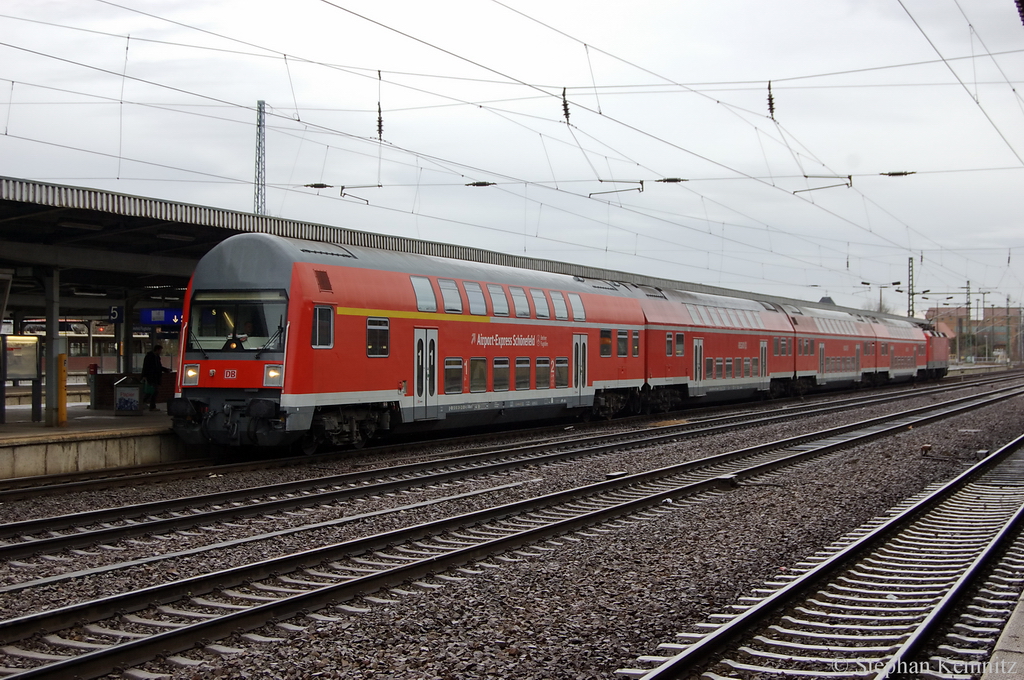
left=984, top=597, right=1024, bottom=678
left=0, top=390, right=188, bottom=480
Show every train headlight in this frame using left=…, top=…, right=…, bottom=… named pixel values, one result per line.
left=183, top=364, right=200, bottom=386
left=264, top=364, right=284, bottom=387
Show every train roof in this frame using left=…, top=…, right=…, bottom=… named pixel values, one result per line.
left=194, top=232, right=932, bottom=330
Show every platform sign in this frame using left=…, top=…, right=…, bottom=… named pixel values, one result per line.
left=108, top=306, right=124, bottom=323
left=140, top=308, right=183, bottom=325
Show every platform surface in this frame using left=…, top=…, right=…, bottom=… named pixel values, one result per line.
left=1, top=398, right=172, bottom=446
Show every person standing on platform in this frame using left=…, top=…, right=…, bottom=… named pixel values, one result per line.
left=141, top=345, right=171, bottom=411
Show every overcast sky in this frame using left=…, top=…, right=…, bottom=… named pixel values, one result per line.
left=2, top=0, right=1023, bottom=314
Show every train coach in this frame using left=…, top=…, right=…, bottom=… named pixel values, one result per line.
left=169, top=233, right=947, bottom=451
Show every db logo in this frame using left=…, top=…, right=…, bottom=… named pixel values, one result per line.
left=224, top=370, right=238, bottom=379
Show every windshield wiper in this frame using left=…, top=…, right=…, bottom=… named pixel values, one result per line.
left=255, top=326, right=284, bottom=359
left=189, top=326, right=210, bottom=360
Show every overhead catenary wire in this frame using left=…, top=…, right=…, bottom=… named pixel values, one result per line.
left=1, top=2, right=1020, bottom=300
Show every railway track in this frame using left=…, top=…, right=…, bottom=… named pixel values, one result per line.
left=0, top=372, right=1015, bottom=501
left=0, top=385, right=1020, bottom=678
left=1, top=381, right=1018, bottom=570
left=616, top=432, right=1024, bottom=680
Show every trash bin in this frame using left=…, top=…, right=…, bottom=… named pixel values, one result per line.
left=114, top=376, right=143, bottom=416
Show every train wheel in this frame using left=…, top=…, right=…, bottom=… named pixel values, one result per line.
left=294, top=431, right=321, bottom=456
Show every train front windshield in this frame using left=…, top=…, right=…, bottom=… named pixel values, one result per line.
left=187, top=290, right=288, bottom=352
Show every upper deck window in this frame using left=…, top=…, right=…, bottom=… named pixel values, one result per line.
left=411, top=276, right=437, bottom=313
left=510, top=287, right=531, bottom=318
left=550, top=292, right=569, bottom=321
left=487, top=284, right=510, bottom=317
left=188, top=290, right=287, bottom=353
left=463, top=282, right=487, bottom=315
left=567, top=293, right=586, bottom=322
left=529, top=289, right=550, bottom=319
left=438, top=279, right=463, bottom=314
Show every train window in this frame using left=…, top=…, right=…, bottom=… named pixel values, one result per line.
left=751, top=357, right=759, bottom=377
left=675, top=333, right=685, bottom=356
left=444, top=358, right=464, bottom=394
left=493, top=358, right=510, bottom=391
left=725, top=358, right=733, bottom=378
left=411, top=276, right=437, bottom=313
left=666, top=333, right=673, bottom=357
left=536, top=357, right=551, bottom=389
left=773, top=337, right=780, bottom=356
left=366, top=318, right=389, bottom=357
left=617, top=330, right=629, bottom=357
left=529, top=290, right=550, bottom=319
left=715, top=358, right=724, bottom=379
left=515, top=357, right=531, bottom=390
left=600, top=330, right=613, bottom=357
left=312, top=306, right=334, bottom=348
left=555, top=358, right=569, bottom=388
left=550, top=292, right=569, bottom=321
left=727, top=310, right=742, bottom=327
left=705, top=357, right=714, bottom=379
left=744, top=357, right=751, bottom=378
left=567, top=293, right=586, bottom=322
left=470, top=357, right=487, bottom=392
left=780, top=338, right=788, bottom=356
left=438, top=279, right=463, bottom=314
left=510, top=287, right=531, bottom=318
left=487, top=284, right=510, bottom=317
left=463, top=282, right=487, bottom=316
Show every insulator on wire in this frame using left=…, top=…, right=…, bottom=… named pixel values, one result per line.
left=377, top=70, right=384, bottom=141
left=767, top=81, right=776, bottom=120
left=562, top=88, right=570, bottom=123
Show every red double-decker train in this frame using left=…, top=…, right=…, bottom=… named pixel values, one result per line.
left=169, top=233, right=949, bottom=451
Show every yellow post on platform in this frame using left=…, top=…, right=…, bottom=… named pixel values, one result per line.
left=57, top=353, right=67, bottom=427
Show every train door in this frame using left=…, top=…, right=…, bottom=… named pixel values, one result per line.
left=818, top=343, right=826, bottom=384
left=691, top=337, right=705, bottom=397
left=413, top=328, right=438, bottom=420
left=572, top=333, right=591, bottom=406
left=759, top=339, right=769, bottom=391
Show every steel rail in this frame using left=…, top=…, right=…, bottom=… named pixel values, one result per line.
left=0, top=371, right=1012, bottom=501
left=2, top=383, right=1018, bottom=564
left=0, top=387, right=1020, bottom=679
left=624, top=431, right=1024, bottom=680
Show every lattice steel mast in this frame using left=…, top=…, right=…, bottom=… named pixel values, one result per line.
left=254, top=100, right=266, bottom=215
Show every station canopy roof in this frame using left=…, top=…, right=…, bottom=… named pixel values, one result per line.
left=1, top=175, right=919, bottom=325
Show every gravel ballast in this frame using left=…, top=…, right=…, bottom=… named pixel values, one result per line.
left=109, top=393, right=1024, bottom=679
